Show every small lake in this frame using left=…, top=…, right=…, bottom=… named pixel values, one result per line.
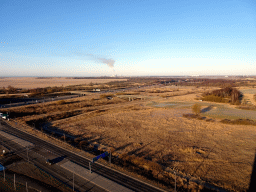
left=240, top=89, right=256, bottom=94
left=151, top=102, right=193, bottom=108
left=151, top=101, right=256, bottom=120
left=204, top=106, right=256, bottom=120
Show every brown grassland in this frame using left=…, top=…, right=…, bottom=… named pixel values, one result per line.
left=0, top=77, right=127, bottom=89
left=1, top=78, right=256, bottom=191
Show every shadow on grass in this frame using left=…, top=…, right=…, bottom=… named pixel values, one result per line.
left=26, top=121, right=107, bottom=156
left=127, top=140, right=155, bottom=156
left=115, top=142, right=133, bottom=152
left=201, top=105, right=213, bottom=113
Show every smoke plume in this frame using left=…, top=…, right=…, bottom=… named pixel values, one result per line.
left=75, top=52, right=115, bottom=69
left=98, top=58, right=115, bottom=68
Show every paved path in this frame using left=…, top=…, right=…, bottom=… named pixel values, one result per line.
left=0, top=130, right=33, bottom=148
left=60, top=160, right=134, bottom=192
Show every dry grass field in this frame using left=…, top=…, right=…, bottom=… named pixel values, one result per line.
left=0, top=77, right=127, bottom=89
left=2, top=83, right=256, bottom=191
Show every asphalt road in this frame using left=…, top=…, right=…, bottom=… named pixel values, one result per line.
left=0, top=84, right=159, bottom=109
left=0, top=129, right=107, bottom=192
left=0, top=95, right=81, bottom=109
left=0, top=120, right=166, bottom=192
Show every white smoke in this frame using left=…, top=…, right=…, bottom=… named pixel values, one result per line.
left=75, top=52, right=115, bottom=69
left=98, top=58, right=115, bottom=68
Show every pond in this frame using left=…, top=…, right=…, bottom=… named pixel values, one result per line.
left=240, top=89, right=256, bottom=94
left=151, top=101, right=256, bottom=120
left=204, top=106, right=256, bottom=120
left=150, top=101, right=194, bottom=108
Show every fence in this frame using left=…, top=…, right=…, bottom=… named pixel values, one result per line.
left=0, top=171, right=39, bottom=192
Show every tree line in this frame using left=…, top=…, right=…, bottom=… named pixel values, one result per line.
left=202, top=87, right=242, bottom=105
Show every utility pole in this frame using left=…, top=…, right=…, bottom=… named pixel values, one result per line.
left=26, top=182, right=28, bottom=192
left=187, top=177, right=189, bottom=192
left=3, top=169, right=5, bottom=182
left=89, top=162, right=91, bottom=173
left=27, top=147, right=29, bottom=162
left=175, top=171, right=176, bottom=192
left=73, top=166, right=75, bottom=191
left=109, top=149, right=111, bottom=165
left=14, top=174, right=16, bottom=191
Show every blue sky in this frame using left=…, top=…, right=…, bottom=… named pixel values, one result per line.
left=1, top=0, right=256, bottom=76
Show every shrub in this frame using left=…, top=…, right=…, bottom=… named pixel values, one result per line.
left=74, top=137, right=82, bottom=143
left=234, top=100, right=241, bottom=105
left=202, top=95, right=224, bottom=102
left=238, top=105, right=256, bottom=110
left=100, top=94, right=114, bottom=99
left=192, top=104, right=201, bottom=115
left=220, top=118, right=256, bottom=126
left=56, top=100, right=66, bottom=105
left=116, top=92, right=140, bottom=95
left=183, top=113, right=198, bottom=118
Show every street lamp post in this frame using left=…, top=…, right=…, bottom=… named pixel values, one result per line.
left=175, top=171, right=176, bottom=192
left=14, top=174, right=16, bottom=190
left=109, top=149, right=111, bottom=165
left=27, top=147, right=29, bottom=162
left=73, top=166, right=75, bottom=191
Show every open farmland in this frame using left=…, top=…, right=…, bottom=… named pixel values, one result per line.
left=1, top=80, right=256, bottom=191
left=0, top=77, right=127, bottom=89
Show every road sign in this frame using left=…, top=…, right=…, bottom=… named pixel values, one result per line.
left=92, top=152, right=109, bottom=163
left=0, top=164, right=5, bottom=171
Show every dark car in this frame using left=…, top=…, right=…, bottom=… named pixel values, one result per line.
left=46, top=159, right=52, bottom=165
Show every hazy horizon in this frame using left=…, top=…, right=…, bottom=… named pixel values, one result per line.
left=1, top=0, right=256, bottom=76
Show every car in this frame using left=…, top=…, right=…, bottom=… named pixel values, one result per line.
left=2, top=114, right=9, bottom=119
left=46, top=159, right=52, bottom=165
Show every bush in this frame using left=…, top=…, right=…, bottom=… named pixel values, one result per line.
left=192, top=104, right=201, bottom=115
left=183, top=113, right=198, bottom=118
left=116, top=92, right=140, bottom=95
left=56, top=100, right=66, bottom=105
left=220, top=118, right=256, bottom=126
left=100, top=94, right=114, bottom=99
left=238, top=105, right=256, bottom=110
left=234, top=100, right=241, bottom=105
left=202, top=95, right=224, bottom=102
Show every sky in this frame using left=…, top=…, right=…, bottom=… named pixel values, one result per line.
left=0, top=0, right=256, bottom=77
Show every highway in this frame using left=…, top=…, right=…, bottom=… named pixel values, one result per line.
left=0, top=94, right=81, bottom=109
left=0, top=84, right=159, bottom=109
left=0, top=119, right=167, bottom=192
left=0, top=125, right=107, bottom=192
